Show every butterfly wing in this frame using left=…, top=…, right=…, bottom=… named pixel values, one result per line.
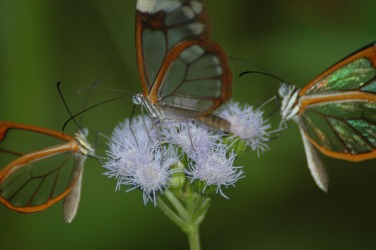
left=297, top=43, right=376, bottom=161
left=298, top=121, right=329, bottom=192
left=62, top=155, right=85, bottom=223
left=136, top=0, right=232, bottom=118
left=0, top=122, right=83, bottom=216
left=300, top=42, right=376, bottom=96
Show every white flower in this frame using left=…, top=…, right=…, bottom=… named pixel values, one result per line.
left=119, top=145, right=179, bottom=205
left=103, top=115, right=179, bottom=205
left=186, top=144, right=244, bottom=198
left=217, top=100, right=270, bottom=154
left=161, top=120, right=222, bottom=155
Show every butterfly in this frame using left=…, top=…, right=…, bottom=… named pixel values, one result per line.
left=278, top=42, right=376, bottom=192
left=132, top=0, right=232, bottom=130
left=0, top=121, right=94, bottom=223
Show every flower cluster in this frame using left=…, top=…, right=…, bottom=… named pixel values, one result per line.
left=216, top=100, right=271, bottom=155
left=103, top=101, right=270, bottom=205
left=103, top=116, right=179, bottom=205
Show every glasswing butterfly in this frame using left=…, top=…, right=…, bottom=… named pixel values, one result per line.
left=133, top=0, right=232, bottom=130
left=279, top=42, right=376, bottom=192
left=0, top=121, right=94, bottom=223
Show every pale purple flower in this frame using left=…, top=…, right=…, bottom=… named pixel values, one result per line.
left=103, top=115, right=179, bottom=205
left=118, top=145, right=179, bottom=205
left=217, top=100, right=270, bottom=154
left=186, top=144, right=244, bottom=198
left=161, top=120, right=222, bottom=155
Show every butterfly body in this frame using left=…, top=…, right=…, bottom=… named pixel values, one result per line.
left=278, top=42, right=376, bottom=191
left=279, top=83, right=300, bottom=123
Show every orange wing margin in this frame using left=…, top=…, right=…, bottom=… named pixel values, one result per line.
left=304, top=129, right=376, bottom=162
left=0, top=121, right=80, bottom=213
left=148, top=40, right=232, bottom=115
left=298, top=94, right=376, bottom=162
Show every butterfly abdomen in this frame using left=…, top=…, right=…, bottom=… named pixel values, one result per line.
left=196, top=114, right=230, bottom=131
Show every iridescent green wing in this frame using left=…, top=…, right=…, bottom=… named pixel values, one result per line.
left=299, top=98, right=376, bottom=161
left=300, top=42, right=376, bottom=96
left=136, top=0, right=232, bottom=117
left=297, top=42, right=376, bottom=161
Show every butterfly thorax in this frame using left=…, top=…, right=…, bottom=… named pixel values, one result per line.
left=278, top=83, right=301, bottom=122
left=132, top=93, right=199, bottom=122
left=74, top=129, right=95, bottom=157
left=132, top=93, right=165, bottom=121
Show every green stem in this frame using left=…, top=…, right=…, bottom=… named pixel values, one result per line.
left=186, top=224, right=201, bottom=250
left=157, top=196, right=186, bottom=230
left=158, top=189, right=211, bottom=250
left=164, top=190, right=188, bottom=219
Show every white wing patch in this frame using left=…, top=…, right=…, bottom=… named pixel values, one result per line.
left=137, top=0, right=183, bottom=14
left=180, top=45, right=205, bottom=64
left=191, top=1, right=203, bottom=14
left=182, top=5, right=195, bottom=19
left=181, top=1, right=204, bottom=17
left=188, top=23, right=206, bottom=35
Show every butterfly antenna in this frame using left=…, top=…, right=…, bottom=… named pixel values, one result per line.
left=57, top=81, right=81, bottom=130
left=77, top=86, right=134, bottom=95
left=231, top=57, right=290, bottom=141
left=239, top=70, right=288, bottom=119
left=229, top=55, right=287, bottom=82
left=229, top=56, right=271, bottom=72
left=79, top=80, right=101, bottom=126
left=239, top=70, right=286, bottom=83
left=62, top=96, right=127, bottom=131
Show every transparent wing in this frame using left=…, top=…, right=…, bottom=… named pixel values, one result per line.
left=298, top=122, right=329, bottom=192
left=0, top=121, right=81, bottom=213
left=299, top=99, right=376, bottom=161
left=136, top=0, right=232, bottom=117
left=154, top=41, right=231, bottom=117
left=0, top=148, right=81, bottom=213
left=63, top=156, right=85, bottom=223
left=136, top=0, right=210, bottom=92
left=300, top=42, right=376, bottom=96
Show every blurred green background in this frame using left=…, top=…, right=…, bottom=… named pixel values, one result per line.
left=1, top=0, right=376, bottom=249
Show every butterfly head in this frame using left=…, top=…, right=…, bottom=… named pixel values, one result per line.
left=278, top=82, right=293, bottom=99
left=132, top=93, right=143, bottom=106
